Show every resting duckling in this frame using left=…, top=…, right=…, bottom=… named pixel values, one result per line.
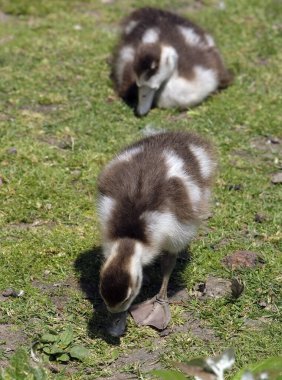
left=111, top=7, right=232, bottom=116
left=97, top=131, right=216, bottom=336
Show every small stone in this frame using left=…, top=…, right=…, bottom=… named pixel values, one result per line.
left=2, top=288, right=14, bottom=297
left=107, top=95, right=116, bottom=103
left=194, top=276, right=232, bottom=299
left=73, top=24, right=82, bottom=31
left=0, top=294, right=8, bottom=302
left=227, top=184, right=243, bottom=191
left=58, top=140, right=72, bottom=149
left=254, top=213, right=266, bottom=223
left=269, top=136, right=280, bottom=144
left=45, top=203, right=52, bottom=210
left=218, top=1, right=226, bottom=10
left=71, top=169, right=81, bottom=178
left=169, top=288, right=190, bottom=303
left=271, top=172, right=282, bottom=184
left=159, top=328, right=171, bottom=337
left=244, top=317, right=270, bottom=329
left=258, top=300, right=267, bottom=308
left=2, top=288, right=24, bottom=297
left=7, top=147, right=17, bottom=154
left=222, top=251, right=265, bottom=269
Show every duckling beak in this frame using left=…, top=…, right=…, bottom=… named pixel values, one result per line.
left=108, top=311, right=128, bottom=337
left=136, top=86, right=156, bottom=116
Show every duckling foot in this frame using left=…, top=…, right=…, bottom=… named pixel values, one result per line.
left=130, top=296, right=171, bottom=330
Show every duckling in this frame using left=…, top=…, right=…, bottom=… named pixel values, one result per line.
left=111, top=7, right=232, bottom=116
left=97, top=131, right=216, bottom=336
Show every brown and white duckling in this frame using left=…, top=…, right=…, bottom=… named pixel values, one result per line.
left=111, top=7, right=232, bottom=116
left=97, top=131, right=216, bottom=336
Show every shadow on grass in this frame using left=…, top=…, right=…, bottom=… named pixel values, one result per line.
left=73, top=246, right=121, bottom=345
left=74, top=245, right=191, bottom=344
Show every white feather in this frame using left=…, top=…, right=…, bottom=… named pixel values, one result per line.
left=142, top=28, right=160, bottom=44
left=124, top=20, right=139, bottom=35
left=189, top=144, right=214, bottom=179
left=117, top=146, right=143, bottom=162
left=97, top=195, right=115, bottom=227
left=157, top=65, right=218, bottom=109
left=164, top=150, right=202, bottom=210
left=178, top=26, right=203, bottom=47
left=141, top=210, right=198, bottom=256
left=205, top=34, right=215, bottom=47
left=139, top=46, right=178, bottom=89
left=116, top=45, right=135, bottom=85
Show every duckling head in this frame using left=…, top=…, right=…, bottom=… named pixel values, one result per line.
left=99, top=239, right=143, bottom=313
left=134, top=44, right=178, bottom=116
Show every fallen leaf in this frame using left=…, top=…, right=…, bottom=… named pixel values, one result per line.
left=57, top=353, right=70, bottom=362
left=69, top=345, right=90, bottom=361
left=175, top=363, right=216, bottom=380
left=231, top=278, right=244, bottom=298
left=57, top=326, right=73, bottom=349
left=41, top=333, right=57, bottom=343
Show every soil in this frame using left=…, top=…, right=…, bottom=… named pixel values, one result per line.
left=8, top=220, right=56, bottom=230
left=38, top=135, right=73, bottom=150
left=0, top=324, right=27, bottom=367
left=197, top=276, right=233, bottom=299
left=271, top=172, right=282, bottom=184
left=88, top=285, right=217, bottom=379
left=32, top=277, right=79, bottom=315
left=222, top=250, right=265, bottom=269
left=250, top=136, right=281, bottom=153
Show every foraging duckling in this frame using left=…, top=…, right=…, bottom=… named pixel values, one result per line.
left=111, top=7, right=232, bottom=116
left=97, top=131, right=216, bottom=336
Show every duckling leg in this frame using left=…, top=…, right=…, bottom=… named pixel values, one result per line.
left=158, top=253, right=177, bottom=300
left=130, top=253, right=176, bottom=330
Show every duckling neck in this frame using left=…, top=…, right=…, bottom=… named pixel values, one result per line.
left=134, top=240, right=158, bottom=267
left=160, top=45, right=178, bottom=81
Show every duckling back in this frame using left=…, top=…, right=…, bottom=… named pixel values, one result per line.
left=98, top=131, right=216, bottom=260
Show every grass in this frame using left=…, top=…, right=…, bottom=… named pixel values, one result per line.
left=0, top=0, right=281, bottom=378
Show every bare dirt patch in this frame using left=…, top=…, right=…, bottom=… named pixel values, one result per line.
left=0, top=35, right=14, bottom=45
left=32, top=277, right=79, bottom=315
left=8, top=220, right=56, bottom=230
left=222, top=251, right=265, bottom=269
left=271, top=172, right=282, bottom=184
left=0, top=324, right=27, bottom=367
left=38, top=135, right=74, bottom=150
left=21, top=104, right=61, bottom=114
left=250, top=136, right=282, bottom=156
left=100, top=306, right=216, bottom=379
left=0, top=11, right=12, bottom=22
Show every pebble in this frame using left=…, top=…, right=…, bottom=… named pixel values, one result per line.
left=271, top=172, right=282, bottom=184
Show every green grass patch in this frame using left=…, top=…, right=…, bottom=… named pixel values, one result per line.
left=0, top=0, right=281, bottom=378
